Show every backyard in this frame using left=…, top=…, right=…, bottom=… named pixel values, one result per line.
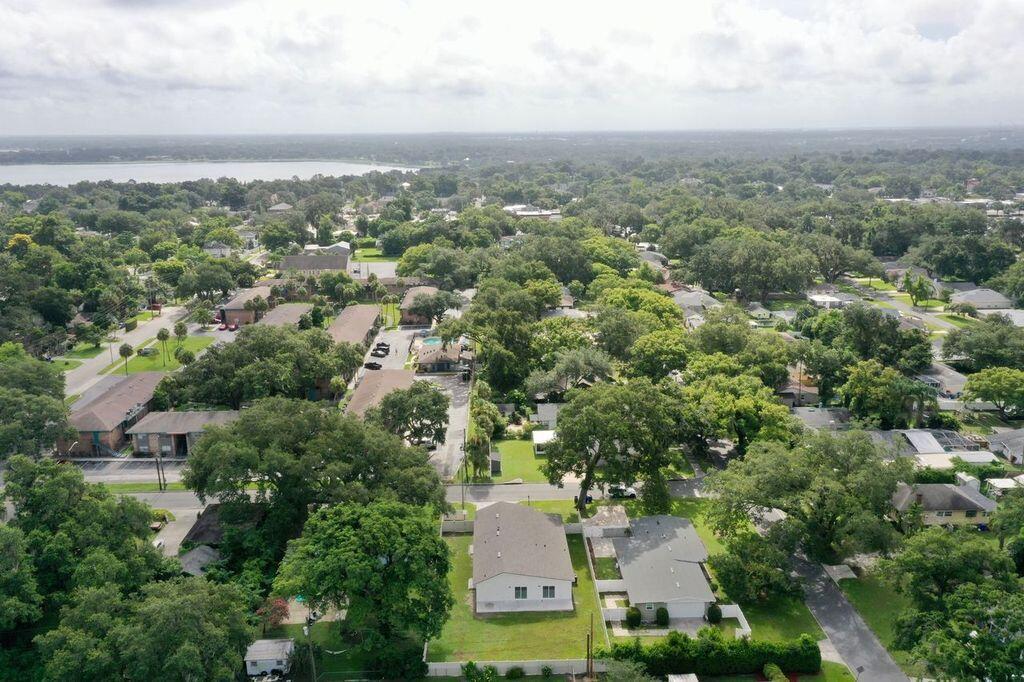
left=351, top=247, right=396, bottom=262
left=428, top=534, right=604, bottom=662
left=937, top=313, right=978, bottom=328
left=265, top=621, right=374, bottom=677
left=481, top=439, right=548, bottom=484
left=62, top=342, right=107, bottom=360
left=839, top=574, right=921, bottom=677
left=100, top=335, right=216, bottom=374
left=701, top=661, right=854, bottom=681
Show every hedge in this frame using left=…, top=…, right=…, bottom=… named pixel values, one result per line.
left=600, top=627, right=821, bottom=677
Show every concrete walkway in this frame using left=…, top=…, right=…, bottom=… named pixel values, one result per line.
left=793, top=556, right=907, bottom=682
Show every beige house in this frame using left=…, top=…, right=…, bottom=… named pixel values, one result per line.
left=126, top=410, right=240, bottom=458
left=891, top=482, right=997, bottom=527
left=327, top=304, right=381, bottom=347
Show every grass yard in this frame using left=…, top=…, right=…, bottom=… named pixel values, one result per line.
left=103, top=481, right=189, bottom=493
left=665, top=450, right=695, bottom=479
left=702, top=660, right=854, bottom=681
left=428, top=534, right=603, bottom=661
left=593, top=556, right=621, bottom=580
left=53, top=359, right=82, bottom=372
left=125, top=310, right=156, bottom=325
left=742, top=596, right=824, bottom=642
left=351, top=247, right=396, bottom=262
left=381, top=302, right=399, bottom=328
left=63, top=343, right=106, bottom=359
left=489, top=439, right=548, bottom=483
left=839, top=575, right=921, bottom=677
left=100, top=335, right=216, bottom=374
left=448, top=502, right=476, bottom=520
left=890, top=292, right=946, bottom=309
left=853, top=277, right=896, bottom=292
left=266, top=622, right=374, bottom=676
left=938, top=313, right=978, bottom=328
left=519, top=499, right=581, bottom=523
left=65, top=393, right=81, bottom=406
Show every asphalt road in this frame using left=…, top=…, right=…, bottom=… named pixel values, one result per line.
left=425, top=374, right=471, bottom=479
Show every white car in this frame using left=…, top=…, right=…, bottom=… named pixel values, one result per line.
left=608, top=484, right=638, bottom=499
left=151, top=538, right=165, bottom=550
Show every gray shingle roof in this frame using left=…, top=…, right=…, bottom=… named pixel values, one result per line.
left=180, top=545, right=221, bottom=576
left=612, top=516, right=713, bottom=605
left=245, top=639, right=294, bottom=661
left=951, top=288, right=1012, bottom=307
left=473, top=502, right=574, bottom=584
left=126, top=410, right=240, bottom=436
left=221, top=286, right=273, bottom=310
left=892, top=483, right=997, bottom=513
left=255, top=303, right=312, bottom=327
left=279, top=253, right=347, bottom=272
left=400, top=285, right=440, bottom=309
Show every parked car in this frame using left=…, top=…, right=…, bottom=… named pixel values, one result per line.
left=370, top=349, right=388, bottom=358
left=375, top=342, right=390, bottom=350
left=228, top=323, right=238, bottom=331
left=608, top=485, right=638, bottom=499
left=218, top=323, right=228, bottom=331
left=151, top=538, right=165, bottom=550
left=363, top=362, right=382, bottom=370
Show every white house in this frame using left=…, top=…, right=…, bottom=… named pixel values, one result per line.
left=471, top=502, right=575, bottom=613
left=202, top=241, right=232, bottom=258
left=987, top=428, right=1024, bottom=464
left=244, top=639, right=294, bottom=677
left=530, top=403, right=565, bottom=430
left=612, top=516, right=715, bottom=621
left=952, top=288, right=1012, bottom=310
left=532, top=429, right=556, bottom=456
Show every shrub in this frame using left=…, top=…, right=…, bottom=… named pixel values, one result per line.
left=505, top=666, right=525, bottom=679
left=124, top=319, right=138, bottom=332
left=764, top=662, right=788, bottom=681
left=706, top=603, right=722, bottom=624
left=600, top=628, right=821, bottom=678
left=374, top=639, right=426, bottom=679
left=626, top=606, right=642, bottom=628
left=655, top=607, right=669, bottom=627
left=540, top=665, right=553, bottom=679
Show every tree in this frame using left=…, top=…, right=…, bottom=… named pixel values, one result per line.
left=942, top=314, right=1024, bottom=372
left=334, top=341, right=365, bottom=384
left=173, top=320, right=188, bottom=346
left=173, top=347, right=195, bottom=366
left=901, top=272, right=933, bottom=306
left=707, top=532, right=799, bottom=604
left=796, top=340, right=854, bottom=404
left=628, top=328, right=689, bottom=380
left=256, top=596, right=290, bottom=635
left=465, top=431, right=491, bottom=478
left=366, top=380, right=450, bottom=445
left=807, top=234, right=877, bottom=283
left=879, top=527, right=1016, bottom=612
left=118, top=342, right=134, bottom=375
left=74, top=322, right=106, bottom=349
left=525, top=347, right=613, bottom=398
left=544, top=379, right=681, bottom=514
left=991, top=489, right=1024, bottom=550
left=839, top=360, right=933, bottom=429
left=601, top=659, right=660, bottom=682
left=37, top=578, right=253, bottom=682
left=911, top=582, right=1024, bottom=682
left=964, top=367, right=1024, bottom=420
left=274, top=502, right=453, bottom=658
left=704, top=431, right=911, bottom=560
left=156, top=327, right=170, bottom=367
left=0, top=525, right=42, bottom=633
left=408, top=290, right=464, bottom=326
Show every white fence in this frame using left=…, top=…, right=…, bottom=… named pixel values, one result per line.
left=426, top=659, right=607, bottom=677
left=602, top=607, right=629, bottom=621
left=595, top=579, right=626, bottom=592
left=564, top=522, right=583, bottom=534
left=720, top=604, right=752, bottom=638
left=440, top=520, right=474, bottom=534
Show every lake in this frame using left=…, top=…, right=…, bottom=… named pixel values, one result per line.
left=0, top=159, right=414, bottom=186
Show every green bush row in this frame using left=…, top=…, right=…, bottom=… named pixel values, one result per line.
left=601, top=628, right=821, bottom=677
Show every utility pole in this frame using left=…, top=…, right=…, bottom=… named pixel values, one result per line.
left=303, top=625, right=318, bottom=682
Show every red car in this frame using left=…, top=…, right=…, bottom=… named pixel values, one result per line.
left=228, top=323, right=239, bottom=331
left=218, top=323, right=229, bottom=331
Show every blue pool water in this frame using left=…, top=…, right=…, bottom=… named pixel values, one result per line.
left=422, top=337, right=442, bottom=346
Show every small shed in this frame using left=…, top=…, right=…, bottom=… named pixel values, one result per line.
left=489, top=448, right=502, bottom=476
left=584, top=505, right=630, bottom=538
left=244, top=638, right=294, bottom=677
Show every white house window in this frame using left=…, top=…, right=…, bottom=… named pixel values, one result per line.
left=937, top=510, right=952, bottom=517
left=275, top=660, right=283, bottom=666
left=249, top=662, right=257, bottom=668
left=543, top=586, right=555, bottom=599
left=645, top=604, right=654, bottom=610
left=514, top=586, right=527, bottom=599
left=966, top=510, right=977, bottom=518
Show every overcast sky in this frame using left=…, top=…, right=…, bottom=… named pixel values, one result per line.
left=1, top=0, right=1022, bottom=135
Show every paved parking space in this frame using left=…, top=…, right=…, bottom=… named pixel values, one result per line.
left=424, top=374, right=471, bottom=479
left=74, top=458, right=187, bottom=485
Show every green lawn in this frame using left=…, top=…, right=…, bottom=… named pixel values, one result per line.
left=100, top=335, right=216, bottom=374
left=938, top=313, right=978, bottom=328
left=839, top=575, right=921, bottom=677
left=63, top=343, right=106, bottom=359
left=853, top=277, right=896, bottom=292
left=381, top=302, right=399, bottom=328
left=428, top=534, right=603, bottom=661
left=351, top=247, right=396, bottom=262
left=890, top=292, right=945, bottom=309
left=702, top=660, right=854, bottom=681
left=103, top=481, right=189, bottom=493
left=487, top=439, right=548, bottom=483
left=593, top=556, right=621, bottom=580
left=519, top=499, right=581, bottom=523
left=665, top=450, right=695, bottom=479
left=125, top=310, right=156, bottom=325
left=448, top=502, right=476, bottom=520
left=266, top=622, right=373, bottom=676
left=65, top=393, right=81, bottom=406
left=53, top=359, right=82, bottom=372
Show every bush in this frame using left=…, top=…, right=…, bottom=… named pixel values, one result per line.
left=600, top=628, right=821, bottom=678
left=124, top=319, right=138, bottom=332
left=374, top=639, right=426, bottom=679
left=706, top=603, right=722, bottom=624
left=655, top=607, right=669, bottom=627
left=541, top=665, right=553, bottom=679
left=764, top=662, right=788, bottom=682
left=355, top=236, right=377, bottom=248
left=626, top=606, right=642, bottom=628
left=505, top=666, right=525, bottom=679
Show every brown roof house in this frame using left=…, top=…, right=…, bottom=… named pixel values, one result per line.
left=63, top=373, right=164, bottom=456
left=399, top=285, right=440, bottom=326
left=327, top=304, right=381, bottom=347
left=126, top=410, right=240, bottom=458
left=218, top=286, right=274, bottom=326
left=279, top=253, right=348, bottom=276
left=344, top=369, right=416, bottom=417
left=255, top=303, right=313, bottom=327
left=416, top=341, right=473, bottom=374
left=891, top=481, right=997, bottom=528
left=471, top=502, right=575, bottom=613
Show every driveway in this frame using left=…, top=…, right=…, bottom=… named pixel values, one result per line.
left=424, top=374, right=471, bottom=479
left=373, top=327, right=417, bottom=369
left=793, top=556, right=907, bottom=682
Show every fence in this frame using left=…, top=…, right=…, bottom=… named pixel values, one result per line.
left=602, top=607, right=629, bottom=621
left=720, top=604, right=752, bottom=638
left=564, top=522, right=583, bottom=534
left=426, top=659, right=607, bottom=677
left=595, top=579, right=626, bottom=592
left=440, top=519, right=474, bottom=534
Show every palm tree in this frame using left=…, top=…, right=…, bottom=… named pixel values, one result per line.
left=119, top=343, right=134, bottom=375
left=173, top=321, right=188, bottom=346
left=156, top=328, right=170, bottom=367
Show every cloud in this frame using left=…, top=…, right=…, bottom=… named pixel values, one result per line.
left=0, top=0, right=1022, bottom=134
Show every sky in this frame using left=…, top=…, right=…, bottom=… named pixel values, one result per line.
left=1, top=0, right=1023, bottom=135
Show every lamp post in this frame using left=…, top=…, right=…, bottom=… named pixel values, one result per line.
left=302, top=625, right=318, bottom=682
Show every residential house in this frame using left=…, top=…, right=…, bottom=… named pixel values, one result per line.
left=63, top=373, right=164, bottom=456
left=202, top=241, right=232, bottom=258
left=279, top=253, right=349, bottom=276
left=125, top=410, right=240, bottom=458
left=807, top=292, right=858, bottom=309
left=319, top=240, right=352, bottom=257
left=472, top=502, right=575, bottom=613
left=503, top=204, right=562, bottom=221
left=746, top=303, right=772, bottom=321
left=612, top=516, right=715, bottom=621
left=179, top=545, right=222, bottom=577
left=986, top=477, right=1023, bottom=497
left=776, top=380, right=819, bottom=408
left=986, top=428, right=1024, bottom=464
left=791, top=407, right=852, bottom=431
left=182, top=502, right=266, bottom=548
left=673, top=288, right=721, bottom=316
left=326, top=304, right=381, bottom=347
left=530, top=402, right=565, bottom=429
left=638, top=250, right=669, bottom=267
left=532, top=429, right=556, bottom=456
left=416, top=342, right=471, bottom=373
left=951, top=288, right=1012, bottom=310
left=583, top=505, right=629, bottom=538
left=267, top=202, right=293, bottom=212
left=891, top=482, right=997, bottom=527
left=218, top=286, right=274, bottom=326
left=344, top=369, right=416, bottom=417
left=244, top=639, right=294, bottom=677
left=914, top=363, right=968, bottom=399
left=255, top=303, right=312, bottom=327
left=236, top=227, right=258, bottom=250
left=400, top=285, right=440, bottom=326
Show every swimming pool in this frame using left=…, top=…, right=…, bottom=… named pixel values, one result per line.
left=422, top=337, right=442, bottom=346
